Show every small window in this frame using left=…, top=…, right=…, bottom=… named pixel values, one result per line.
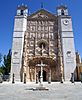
left=61, top=9, right=64, bottom=15
left=39, top=42, right=46, bottom=49
left=67, top=51, right=71, bottom=57
left=21, top=10, right=23, bottom=15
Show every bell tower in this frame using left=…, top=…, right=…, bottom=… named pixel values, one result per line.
left=57, top=6, right=76, bottom=81
left=57, top=5, right=68, bottom=16
left=11, top=5, right=28, bottom=82
left=17, top=5, right=28, bottom=16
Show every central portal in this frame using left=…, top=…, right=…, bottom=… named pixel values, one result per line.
left=38, top=70, right=47, bottom=82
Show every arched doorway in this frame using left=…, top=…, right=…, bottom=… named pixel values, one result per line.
left=38, top=70, right=47, bottom=82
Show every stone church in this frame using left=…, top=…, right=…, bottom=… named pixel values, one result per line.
left=11, top=5, right=76, bottom=82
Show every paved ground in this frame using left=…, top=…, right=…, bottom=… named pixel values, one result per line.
left=0, top=82, right=82, bottom=100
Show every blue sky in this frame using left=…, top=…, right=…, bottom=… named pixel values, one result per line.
left=0, top=0, right=82, bottom=57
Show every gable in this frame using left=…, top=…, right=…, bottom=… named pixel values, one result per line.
left=28, top=9, right=56, bottom=19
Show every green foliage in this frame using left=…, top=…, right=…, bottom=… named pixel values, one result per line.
left=3, top=49, right=11, bottom=75
left=0, top=49, right=11, bottom=75
left=0, top=53, right=2, bottom=64
left=0, top=66, right=5, bottom=74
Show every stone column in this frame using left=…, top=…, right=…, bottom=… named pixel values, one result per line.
left=40, top=61, right=43, bottom=83
left=12, top=73, right=15, bottom=84
left=26, top=66, right=30, bottom=82
left=36, top=73, right=38, bottom=84
left=71, top=73, right=74, bottom=83
left=24, top=73, right=26, bottom=84
left=48, top=69, right=51, bottom=84
left=60, top=56, right=64, bottom=83
left=58, top=29, right=64, bottom=83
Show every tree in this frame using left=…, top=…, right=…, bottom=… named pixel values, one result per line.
left=0, top=53, right=2, bottom=64
left=0, top=67, right=5, bottom=74
left=0, top=49, right=11, bottom=75
left=0, top=53, right=4, bottom=74
left=3, top=49, right=11, bottom=75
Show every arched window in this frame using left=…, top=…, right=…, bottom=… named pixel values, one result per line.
left=39, top=42, right=46, bottom=49
left=67, top=51, right=71, bottom=57
left=21, top=10, right=23, bottom=15
left=37, top=39, right=48, bottom=49
left=61, top=9, right=64, bottom=15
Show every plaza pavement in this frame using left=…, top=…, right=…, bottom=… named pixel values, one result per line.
left=0, top=82, right=82, bottom=100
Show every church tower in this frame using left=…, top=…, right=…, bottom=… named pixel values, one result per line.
left=57, top=6, right=76, bottom=81
left=11, top=5, right=28, bottom=81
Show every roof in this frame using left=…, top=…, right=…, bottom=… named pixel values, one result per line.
left=27, top=9, right=57, bottom=20
left=17, top=5, right=27, bottom=10
left=57, top=5, right=67, bottom=10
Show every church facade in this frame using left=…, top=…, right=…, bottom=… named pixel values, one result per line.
left=11, top=5, right=76, bottom=82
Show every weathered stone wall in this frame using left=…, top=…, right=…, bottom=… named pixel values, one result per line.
left=22, top=10, right=61, bottom=82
